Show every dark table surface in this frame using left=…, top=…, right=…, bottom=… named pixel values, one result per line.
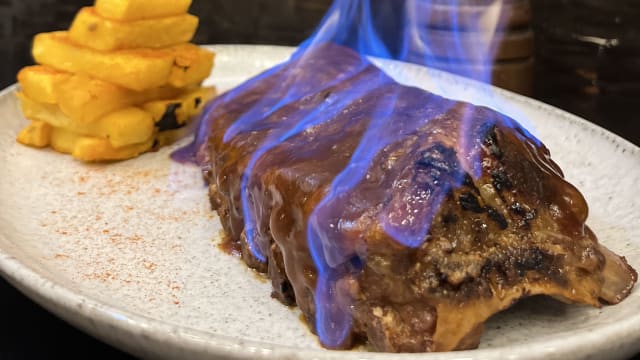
left=0, top=277, right=133, bottom=359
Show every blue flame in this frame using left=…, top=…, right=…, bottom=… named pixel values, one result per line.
left=299, top=0, right=394, bottom=60
left=299, top=0, right=512, bottom=347
left=305, top=85, right=460, bottom=347
left=306, top=87, right=401, bottom=347
left=184, top=0, right=544, bottom=349
left=239, top=62, right=391, bottom=260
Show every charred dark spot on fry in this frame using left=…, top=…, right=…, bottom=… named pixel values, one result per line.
left=173, top=60, right=190, bottom=72
left=156, top=102, right=184, bottom=131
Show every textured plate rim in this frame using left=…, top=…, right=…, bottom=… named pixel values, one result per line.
left=0, top=44, right=638, bottom=360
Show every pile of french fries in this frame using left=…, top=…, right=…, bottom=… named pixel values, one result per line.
left=16, top=0, right=216, bottom=161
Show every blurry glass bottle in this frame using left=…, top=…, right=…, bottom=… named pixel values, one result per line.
left=404, top=0, right=534, bottom=95
left=533, top=0, right=640, bottom=144
left=330, top=0, right=535, bottom=95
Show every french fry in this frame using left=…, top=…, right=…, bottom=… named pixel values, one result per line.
left=167, top=44, right=215, bottom=88
left=92, top=107, right=155, bottom=148
left=20, top=65, right=183, bottom=122
left=33, top=32, right=213, bottom=91
left=73, top=136, right=154, bottom=162
left=16, top=0, right=216, bottom=162
left=95, top=0, right=192, bottom=21
left=17, top=66, right=70, bottom=104
left=17, top=92, right=155, bottom=148
left=33, top=31, right=173, bottom=91
left=143, top=86, right=216, bottom=129
left=69, top=7, right=198, bottom=51
left=56, top=74, right=184, bottom=123
left=18, top=92, right=73, bottom=129
left=50, top=126, right=154, bottom=162
left=33, top=32, right=181, bottom=91
left=49, top=126, right=76, bottom=154
left=16, top=121, right=52, bottom=148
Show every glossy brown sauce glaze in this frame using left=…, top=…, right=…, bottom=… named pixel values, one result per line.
left=195, top=43, right=637, bottom=352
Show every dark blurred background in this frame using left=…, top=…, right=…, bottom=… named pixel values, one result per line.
left=1, top=0, right=638, bottom=145
left=0, top=0, right=332, bottom=88
left=0, top=0, right=639, bottom=358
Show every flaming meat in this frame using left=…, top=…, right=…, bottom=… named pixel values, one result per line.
left=190, top=43, right=637, bottom=352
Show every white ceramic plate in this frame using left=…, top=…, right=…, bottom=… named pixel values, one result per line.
left=0, top=45, right=638, bottom=360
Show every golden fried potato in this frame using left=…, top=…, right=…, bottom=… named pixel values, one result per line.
left=50, top=126, right=154, bottom=162
left=92, top=107, right=155, bottom=148
left=95, top=0, right=192, bottom=21
left=49, top=125, right=76, bottom=154
left=143, top=86, right=216, bottom=128
left=19, top=65, right=187, bottom=123
left=69, top=7, right=198, bottom=51
left=33, top=32, right=214, bottom=91
left=56, top=74, right=184, bottom=123
left=18, top=92, right=71, bottom=128
left=33, top=31, right=173, bottom=91
left=18, top=92, right=154, bottom=148
left=15, top=0, right=215, bottom=162
left=17, top=66, right=70, bottom=104
left=16, top=121, right=52, bottom=148
left=167, top=44, right=215, bottom=88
